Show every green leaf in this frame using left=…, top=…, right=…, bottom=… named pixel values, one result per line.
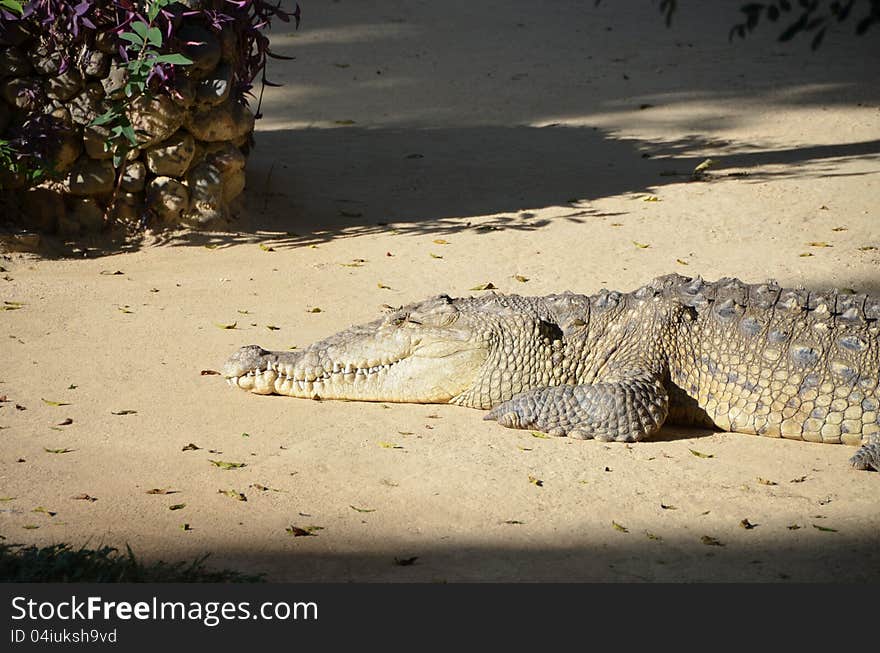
left=154, top=53, right=193, bottom=66
left=529, top=431, right=550, bottom=439
left=119, top=32, right=144, bottom=47
left=350, top=505, right=376, bottom=513
left=0, top=1, right=23, bottom=15
left=146, top=26, right=163, bottom=48
left=689, top=449, right=714, bottom=459
left=528, top=475, right=543, bottom=487
left=91, top=109, right=119, bottom=127
left=812, top=524, right=838, bottom=533
left=209, top=460, right=247, bottom=470
left=121, top=125, right=137, bottom=146
left=131, top=21, right=149, bottom=41
left=612, top=521, right=629, bottom=532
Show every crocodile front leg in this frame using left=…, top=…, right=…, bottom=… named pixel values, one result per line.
left=483, top=373, right=669, bottom=442
left=849, top=434, right=880, bottom=472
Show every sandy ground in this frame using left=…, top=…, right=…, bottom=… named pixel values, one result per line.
left=2, top=1, right=879, bottom=582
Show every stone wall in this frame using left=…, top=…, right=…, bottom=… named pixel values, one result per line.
left=0, top=16, right=255, bottom=237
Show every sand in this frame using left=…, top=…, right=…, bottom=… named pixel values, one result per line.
left=1, top=1, right=878, bottom=582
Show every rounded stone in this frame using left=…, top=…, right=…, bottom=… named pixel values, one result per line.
left=185, top=162, right=225, bottom=224
left=50, top=125, right=83, bottom=173
left=185, top=100, right=254, bottom=142
left=1, top=77, right=42, bottom=112
left=28, top=42, right=63, bottom=75
left=66, top=158, right=116, bottom=196
left=21, top=185, right=66, bottom=232
left=69, top=197, right=106, bottom=233
left=82, top=50, right=110, bottom=78
left=196, top=62, right=232, bottom=106
left=147, top=176, right=190, bottom=224
left=83, top=123, right=113, bottom=160
left=120, top=161, right=146, bottom=193
left=68, top=83, right=106, bottom=126
left=176, top=24, right=221, bottom=78
left=222, top=167, right=246, bottom=203
left=101, top=61, right=128, bottom=99
left=46, top=66, right=84, bottom=102
left=0, top=46, right=32, bottom=76
left=144, top=130, right=196, bottom=176
left=127, top=93, right=186, bottom=147
left=108, top=192, right=143, bottom=225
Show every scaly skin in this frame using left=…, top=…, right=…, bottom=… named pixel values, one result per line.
left=223, top=274, right=880, bottom=471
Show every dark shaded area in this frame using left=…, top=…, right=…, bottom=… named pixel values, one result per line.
left=205, top=535, right=880, bottom=582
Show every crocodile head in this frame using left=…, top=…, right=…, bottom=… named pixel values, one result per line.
left=223, top=293, right=566, bottom=407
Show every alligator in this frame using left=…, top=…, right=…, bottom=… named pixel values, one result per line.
left=223, top=274, right=880, bottom=471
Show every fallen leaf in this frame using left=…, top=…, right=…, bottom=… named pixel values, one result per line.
left=22, top=525, right=39, bottom=530
left=660, top=503, right=677, bottom=510
left=429, top=253, right=443, bottom=259
left=72, top=494, right=97, bottom=502
left=259, top=243, right=275, bottom=252
left=99, top=270, right=124, bottom=276
left=215, top=322, right=237, bottom=329
left=181, top=523, right=192, bottom=531
left=517, top=446, right=533, bottom=451
left=397, top=431, right=414, bottom=436
left=807, top=241, right=831, bottom=247
left=56, top=418, right=73, bottom=426
left=218, top=490, right=247, bottom=501
left=645, top=532, right=662, bottom=541
left=204, top=243, right=220, bottom=250
left=307, top=307, right=322, bottom=313
left=633, top=241, right=650, bottom=248
left=41, top=398, right=71, bottom=407
left=689, top=449, right=714, bottom=459
left=266, top=325, right=281, bottom=331
left=378, top=441, right=404, bottom=449
left=67, top=384, right=77, bottom=390
left=757, top=477, right=777, bottom=486
left=117, top=306, right=133, bottom=314
left=513, top=275, right=529, bottom=282
left=676, top=258, right=689, bottom=265
left=503, top=520, right=525, bottom=525
left=470, top=282, right=496, bottom=291
left=111, top=410, right=137, bottom=415
left=32, top=506, right=57, bottom=516
left=530, top=431, right=550, bottom=439
left=241, top=432, right=250, bottom=438
left=642, top=196, right=660, bottom=202
left=787, top=524, right=801, bottom=530
left=169, top=504, right=186, bottom=511
left=789, top=475, right=808, bottom=483
left=394, top=556, right=418, bottom=566
left=0, top=496, right=15, bottom=501
left=857, top=246, right=877, bottom=251
left=701, top=535, right=724, bottom=546
left=528, top=475, right=543, bottom=487
left=2, top=301, right=23, bottom=310
left=740, top=518, right=757, bottom=530
left=181, top=443, right=201, bottom=451
left=146, top=489, right=178, bottom=495
left=612, top=521, right=629, bottom=533
left=812, top=524, right=838, bottom=533
left=16, top=404, right=26, bottom=411
left=377, top=282, right=392, bottom=289
left=200, top=369, right=220, bottom=376
left=831, top=226, right=847, bottom=232
left=44, top=447, right=73, bottom=454
left=286, top=525, right=321, bottom=537
left=350, top=505, right=376, bottom=513
left=209, top=460, right=247, bottom=470
left=692, top=159, right=715, bottom=177
left=799, top=252, right=814, bottom=257
left=433, top=239, right=449, bottom=245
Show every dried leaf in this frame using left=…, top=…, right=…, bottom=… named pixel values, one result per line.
left=181, top=523, right=192, bottom=531
left=286, top=525, right=320, bottom=537
left=857, top=246, right=877, bottom=251
left=799, top=252, right=814, bottom=257
left=433, top=239, right=449, bottom=245
left=118, top=306, right=133, bottom=314
left=660, top=503, right=677, bottom=510
left=215, top=321, right=237, bottom=329
left=612, top=521, right=629, bottom=533
left=41, top=398, right=71, bottom=407
left=701, top=535, right=723, bottom=546
left=181, top=443, right=201, bottom=451
left=2, top=301, right=23, bottom=310
left=397, top=431, right=414, bottom=436
left=740, top=518, right=757, bottom=530
left=633, top=241, right=650, bottom=248
left=0, top=496, right=15, bottom=502
left=831, top=226, right=847, bottom=232
left=503, top=520, right=525, bottom=525
left=377, top=282, right=392, bottom=290
left=44, top=447, right=73, bottom=454
left=757, top=477, right=777, bottom=486
left=22, top=525, right=39, bottom=530
left=789, top=475, right=808, bottom=483
left=111, top=410, right=137, bottom=415
left=218, top=489, right=247, bottom=501
left=307, top=307, right=322, bottom=313
left=72, top=494, right=97, bottom=502
left=32, top=506, right=57, bottom=517
left=56, top=418, right=73, bottom=426
left=394, top=556, right=418, bottom=566
left=676, top=258, right=689, bottom=265
left=350, top=505, right=376, bottom=513
left=200, top=370, right=220, bottom=376
left=204, top=243, right=220, bottom=250
left=470, top=282, right=497, bottom=291
left=807, top=241, right=831, bottom=248
left=530, top=431, right=550, bottom=439
left=266, top=325, right=281, bottom=331
left=812, top=524, right=838, bottom=533
left=209, top=460, right=247, bottom=470
left=692, top=159, right=715, bottom=176
left=259, top=243, right=275, bottom=252
left=528, top=475, right=543, bottom=487
left=513, top=275, right=529, bottom=282
left=787, top=524, right=801, bottom=530
left=169, top=503, right=186, bottom=511
left=429, top=253, right=443, bottom=259
left=99, top=270, right=124, bottom=276
left=517, top=446, right=533, bottom=451
left=642, top=196, right=660, bottom=202
left=378, top=441, right=404, bottom=449
left=645, top=532, right=662, bottom=541
left=689, top=449, right=714, bottom=459
left=146, top=488, right=177, bottom=495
